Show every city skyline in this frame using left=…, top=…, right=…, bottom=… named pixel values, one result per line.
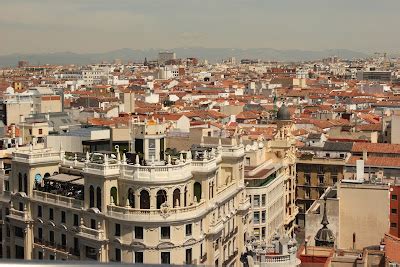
left=1, top=0, right=400, bottom=56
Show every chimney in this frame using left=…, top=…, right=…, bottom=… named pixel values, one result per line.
left=362, top=150, right=367, bottom=161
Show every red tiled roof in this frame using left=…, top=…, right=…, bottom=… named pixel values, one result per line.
left=352, top=143, right=400, bottom=154
left=347, top=156, right=400, bottom=167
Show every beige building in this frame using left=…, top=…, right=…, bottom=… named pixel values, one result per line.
left=305, top=181, right=390, bottom=250
left=0, top=120, right=251, bottom=265
left=244, top=141, right=286, bottom=243
left=18, top=121, right=49, bottom=145
left=338, top=181, right=389, bottom=250
left=269, top=106, right=298, bottom=236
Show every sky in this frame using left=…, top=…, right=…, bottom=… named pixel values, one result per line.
left=1, top=0, right=400, bottom=55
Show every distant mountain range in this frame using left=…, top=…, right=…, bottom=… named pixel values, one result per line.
left=0, top=47, right=370, bottom=67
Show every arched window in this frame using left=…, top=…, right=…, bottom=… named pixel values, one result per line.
left=156, top=190, right=167, bottom=209
left=96, top=187, right=102, bottom=211
left=173, top=188, right=180, bottom=208
left=194, top=182, right=202, bottom=203
left=128, top=188, right=135, bottom=208
left=23, top=174, right=28, bottom=194
left=34, top=174, right=42, bottom=190
left=140, top=190, right=150, bottom=209
left=18, top=173, right=22, bottom=192
left=184, top=186, right=187, bottom=207
left=209, top=181, right=214, bottom=199
left=89, top=186, right=95, bottom=208
left=110, top=187, right=118, bottom=205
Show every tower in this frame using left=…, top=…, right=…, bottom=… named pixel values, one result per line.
left=314, top=197, right=335, bottom=247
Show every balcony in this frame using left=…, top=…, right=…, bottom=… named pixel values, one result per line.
left=191, top=157, right=219, bottom=173
left=34, top=238, right=79, bottom=257
left=223, top=249, right=238, bottom=266
left=13, top=150, right=61, bottom=164
left=121, top=161, right=192, bottom=183
left=33, top=190, right=83, bottom=209
left=86, top=162, right=121, bottom=176
left=7, top=208, right=30, bottom=222
left=77, top=225, right=105, bottom=241
left=223, top=226, right=238, bottom=243
left=107, top=199, right=207, bottom=222
left=200, top=253, right=207, bottom=263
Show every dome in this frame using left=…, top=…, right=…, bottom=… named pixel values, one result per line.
left=315, top=226, right=335, bottom=247
left=314, top=198, right=335, bottom=247
left=277, top=105, right=291, bottom=120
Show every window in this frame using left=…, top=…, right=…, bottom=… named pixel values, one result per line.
left=61, top=211, right=66, bottom=223
left=318, top=175, right=324, bottom=184
left=73, top=214, right=79, bottom=226
left=96, top=187, right=102, bottom=211
left=15, top=245, right=24, bottom=259
left=39, top=129, right=43, bottom=135
left=127, top=188, right=135, bottom=208
left=61, top=234, right=66, bottom=246
left=392, top=208, right=398, bottom=214
left=156, top=190, right=168, bottom=209
left=18, top=202, right=23, bottom=211
left=89, top=186, right=95, bottom=208
left=254, top=228, right=260, bottom=239
left=49, top=208, right=54, bottom=220
left=90, top=219, right=96, bottom=230
left=38, top=251, right=43, bottom=260
left=38, top=227, right=43, bottom=240
left=193, top=182, right=202, bottom=203
left=253, top=195, right=260, bottom=207
left=253, top=211, right=260, bottom=224
left=173, top=188, right=180, bottom=207
left=15, top=227, right=24, bottom=238
left=261, top=195, right=266, bottom=206
left=245, top=157, right=250, bottom=166
left=261, top=227, right=266, bottom=239
left=115, top=224, right=121, bottom=237
left=392, top=194, right=398, bottom=200
left=261, top=211, right=266, bottom=223
left=161, top=226, right=170, bottom=239
left=391, top=222, right=397, bottom=228
left=74, top=238, right=79, bottom=251
left=135, top=252, right=143, bottom=263
left=115, top=248, right=121, bottom=262
left=38, top=206, right=42, bottom=217
left=186, top=248, right=192, bottom=264
left=49, top=230, right=54, bottom=245
left=135, top=227, right=143, bottom=239
left=185, top=224, right=192, bottom=236
left=161, top=252, right=170, bottom=264
left=140, top=190, right=150, bottom=209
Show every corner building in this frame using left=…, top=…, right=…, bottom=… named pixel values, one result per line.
left=0, top=120, right=251, bottom=265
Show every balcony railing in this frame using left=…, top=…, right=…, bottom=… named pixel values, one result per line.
left=107, top=199, right=206, bottom=219
left=34, top=238, right=79, bottom=256
left=121, top=161, right=192, bottom=182
left=223, top=250, right=238, bottom=266
left=13, top=151, right=60, bottom=164
left=8, top=208, right=29, bottom=221
left=264, top=254, right=291, bottom=263
left=200, top=253, right=207, bottom=263
left=33, top=190, right=83, bottom=209
left=78, top=225, right=104, bottom=240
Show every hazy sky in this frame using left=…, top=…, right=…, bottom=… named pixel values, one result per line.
left=1, top=0, right=400, bottom=55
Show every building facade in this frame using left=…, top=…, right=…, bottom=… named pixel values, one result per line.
left=0, top=120, right=251, bottom=265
